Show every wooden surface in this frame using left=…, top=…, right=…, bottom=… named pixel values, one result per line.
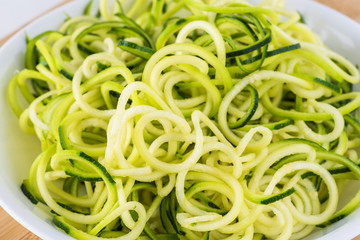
left=0, top=0, right=359, bottom=239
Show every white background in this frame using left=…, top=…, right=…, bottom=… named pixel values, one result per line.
left=0, top=0, right=66, bottom=40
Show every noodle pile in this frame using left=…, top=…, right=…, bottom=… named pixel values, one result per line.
left=7, top=0, right=360, bottom=239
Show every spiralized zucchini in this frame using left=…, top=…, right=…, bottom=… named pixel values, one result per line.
left=7, top=0, right=360, bottom=239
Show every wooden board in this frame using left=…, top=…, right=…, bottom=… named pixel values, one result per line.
left=0, top=0, right=359, bottom=239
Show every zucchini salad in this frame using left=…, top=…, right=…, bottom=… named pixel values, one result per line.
left=7, top=0, right=360, bottom=239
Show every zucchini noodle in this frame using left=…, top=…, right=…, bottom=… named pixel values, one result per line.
left=7, top=0, right=360, bottom=239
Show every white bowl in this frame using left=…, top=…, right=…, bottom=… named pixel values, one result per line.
left=0, top=0, right=360, bottom=239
